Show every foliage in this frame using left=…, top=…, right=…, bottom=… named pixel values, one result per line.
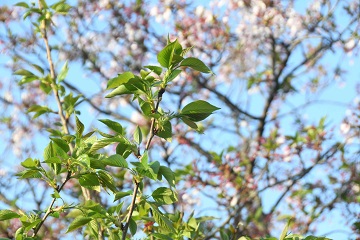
left=0, top=0, right=359, bottom=239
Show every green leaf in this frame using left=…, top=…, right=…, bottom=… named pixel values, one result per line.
left=133, top=126, right=142, bottom=145
left=76, top=116, right=85, bottom=137
left=21, top=158, right=37, bottom=168
left=16, top=169, right=42, bottom=179
left=27, top=105, right=53, bottom=119
left=152, top=187, right=178, bottom=205
left=43, top=157, right=62, bottom=164
left=97, top=170, right=117, bottom=193
left=23, top=219, right=41, bottom=232
left=15, top=2, right=29, bottom=8
left=151, top=233, right=173, bottom=240
left=140, top=151, right=149, bottom=167
left=144, top=65, right=162, bottom=75
left=31, top=64, right=44, bottom=74
left=57, top=61, right=68, bottom=82
left=149, top=203, right=175, bottom=232
left=51, top=190, right=61, bottom=199
left=116, top=142, right=134, bottom=159
left=14, top=69, right=36, bottom=77
left=157, top=40, right=178, bottom=68
left=105, top=85, right=132, bottom=98
left=39, top=0, right=49, bottom=9
left=156, top=120, right=172, bottom=139
left=159, top=166, right=176, bottom=187
left=79, top=173, right=100, bottom=192
left=181, top=100, right=220, bottom=122
left=77, top=154, right=90, bottom=167
left=181, top=117, right=198, bottom=129
left=220, top=230, right=230, bottom=240
left=138, top=98, right=152, bottom=116
left=99, top=119, right=123, bottom=133
left=150, top=161, right=160, bottom=175
left=114, top=190, right=132, bottom=202
left=102, top=154, right=128, bottom=168
left=89, top=137, right=120, bottom=153
left=280, top=218, right=293, bottom=240
left=50, top=137, right=70, bottom=153
left=66, top=216, right=92, bottom=233
left=105, top=77, right=145, bottom=98
left=129, top=217, right=137, bottom=235
left=180, top=57, right=212, bottom=73
left=51, top=1, right=71, bottom=14
left=107, top=72, right=134, bottom=89
left=0, top=210, right=20, bottom=221
left=166, top=69, right=182, bottom=83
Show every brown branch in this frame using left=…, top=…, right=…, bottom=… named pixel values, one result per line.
left=121, top=180, right=140, bottom=240
left=267, top=144, right=339, bottom=215
left=32, top=171, right=72, bottom=236
left=32, top=1, right=81, bottom=236
left=196, top=76, right=261, bottom=120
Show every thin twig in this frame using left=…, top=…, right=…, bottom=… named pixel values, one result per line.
left=122, top=87, right=165, bottom=239
left=121, top=181, right=140, bottom=240
left=32, top=1, right=78, bottom=236
left=32, top=171, right=71, bottom=236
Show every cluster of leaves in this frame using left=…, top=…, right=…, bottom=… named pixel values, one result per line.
left=0, top=0, right=359, bottom=240
left=0, top=2, right=221, bottom=239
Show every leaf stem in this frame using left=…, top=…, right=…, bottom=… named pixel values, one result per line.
left=121, top=181, right=140, bottom=240
left=122, top=87, right=165, bottom=239
left=32, top=171, right=71, bottom=236
left=32, top=1, right=82, bottom=236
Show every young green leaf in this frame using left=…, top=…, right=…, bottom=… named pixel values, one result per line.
left=107, top=72, right=134, bottom=89
left=21, top=158, right=38, bottom=168
left=14, top=69, right=36, bottom=77
left=0, top=210, right=20, bottom=221
left=157, top=40, right=179, bottom=68
left=27, top=105, right=53, bottom=119
left=144, top=65, right=163, bottom=75
left=57, top=61, right=68, bottom=82
left=166, top=69, right=182, bottom=83
left=15, top=2, right=30, bottom=8
left=50, top=137, right=70, bottom=152
left=129, top=217, right=137, bottom=235
left=181, top=117, right=198, bottom=129
left=158, top=166, right=176, bottom=187
left=114, top=190, right=133, bottom=202
left=152, top=187, right=178, bottom=205
left=180, top=57, right=212, bottom=73
left=105, top=77, right=144, bottom=98
left=156, top=120, right=172, bottom=139
left=116, top=143, right=133, bottom=159
left=99, top=119, right=123, bottom=134
left=149, top=202, right=175, bottom=232
left=97, top=170, right=117, bottom=193
left=76, top=116, right=85, bottom=137
left=31, top=63, right=44, bottom=75
left=280, top=218, right=293, bottom=240
left=66, top=216, right=92, bottom=233
left=140, top=151, right=149, bottom=167
left=89, top=137, right=121, bottom=153
left=79, top=173, right=101, bottom=192
left=133, top=126, right=142, bottom=145
left=43, top=156, right=62, bottom=164
left=102, top=154, right=128, bottom=168
left=181, top=100, right=220, bottom=122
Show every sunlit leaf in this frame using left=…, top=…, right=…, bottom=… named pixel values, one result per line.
left=0, top=210, right=20, bottom=221
left=180, top=57, right=212, bottom=73
left=66, top=216, right=92, bottom=233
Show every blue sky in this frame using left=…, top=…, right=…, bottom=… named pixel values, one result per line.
left=0, top=0, right=359, bottom=239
